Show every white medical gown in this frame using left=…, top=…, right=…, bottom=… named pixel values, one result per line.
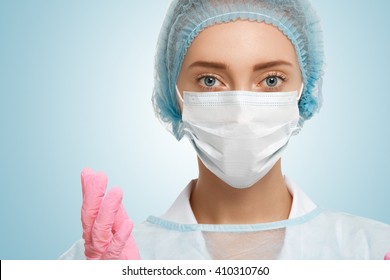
left=59, top=177, right=390, bottom=260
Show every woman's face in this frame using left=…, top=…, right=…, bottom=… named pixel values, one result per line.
left=176, top=20, right=302, bottom=103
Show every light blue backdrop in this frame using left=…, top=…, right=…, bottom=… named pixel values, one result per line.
left=1, top=0, right=389, bottom=259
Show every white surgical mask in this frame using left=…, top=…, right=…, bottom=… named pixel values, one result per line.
left=176, top=86, right=302, bottom=189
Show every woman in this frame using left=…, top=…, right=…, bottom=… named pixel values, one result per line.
left=60, top=0, right=390, bottom=259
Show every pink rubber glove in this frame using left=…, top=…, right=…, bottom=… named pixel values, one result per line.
left=81, top=168, right=140, bottom=260
left=385, top=252, right=390, bottom=260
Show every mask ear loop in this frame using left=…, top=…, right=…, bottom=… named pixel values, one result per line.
left=175, top=85, right=184, bottom=113
left=297, top=83, right=304, bottom=101
left=291, top=83, right=304, bottom=136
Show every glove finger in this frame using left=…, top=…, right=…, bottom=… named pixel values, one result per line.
left=101, top=219, right=133, bottom=260
left=385, top=252, right=390, bottom=260
left=81, top=167, right=94, bottom=197
left=112, top=204, right=141, bottom=259
left=123, top=234, right=141, bottom=260
left=112, top=204, right=128, bottom=233
left=91, top=187, right=123, bottom=253
left=81, top=171, right=108, bottom=245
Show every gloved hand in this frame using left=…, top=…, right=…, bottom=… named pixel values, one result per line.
left=81, top=167, right=140, bottom=260
left=385, top=252, right=390, bottom=260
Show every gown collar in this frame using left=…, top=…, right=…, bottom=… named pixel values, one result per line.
left=160, top=176, right=317, bottom=224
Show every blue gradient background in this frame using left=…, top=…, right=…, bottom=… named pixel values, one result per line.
left=0, top=0, right=389, bottom=259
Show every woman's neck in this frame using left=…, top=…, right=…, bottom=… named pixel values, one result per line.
left=189, top=158, right=292, bottom=224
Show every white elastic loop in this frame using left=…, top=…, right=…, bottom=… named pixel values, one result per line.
left=297, top=83, right=304, bottom=100
left=175, top=85, right=184, bottom=112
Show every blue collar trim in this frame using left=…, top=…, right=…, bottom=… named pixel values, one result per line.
left=146, top=207, right=323, bottom=232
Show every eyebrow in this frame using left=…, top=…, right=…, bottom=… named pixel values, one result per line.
left=253, top=60, right=293, bottom=71
left=188, top=60, right=293, bottom=70
left=189, top=61, right=228, bottom=70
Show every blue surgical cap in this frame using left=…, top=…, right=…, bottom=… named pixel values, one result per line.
left=152, top=0, right=325, bottom=140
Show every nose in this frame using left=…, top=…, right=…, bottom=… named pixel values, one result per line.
left=230, top=79, right=253, bottom=92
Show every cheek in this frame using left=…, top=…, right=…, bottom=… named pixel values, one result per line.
left=176, top=70, right=189, bottom=92
left=287, top=67, right=303, bottom=89
left=291, top=54, right=303, bottom=85
left=177, top=69, right=200, bottom=91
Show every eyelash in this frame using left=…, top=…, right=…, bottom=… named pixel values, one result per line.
left=260, top=72, right=288, bottom=90
left=196, top=73, right=223, bottom=90
left=195, top=72, right=288, bottom=90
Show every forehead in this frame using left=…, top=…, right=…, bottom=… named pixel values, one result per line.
left=183, top=20, right=298, bottom=67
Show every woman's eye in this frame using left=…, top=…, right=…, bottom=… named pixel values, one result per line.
left=199, top=76, right=221, bottom=88
left=259, top=74, right=287, bottom=90
left=265, top=76, right=280, bottom=87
